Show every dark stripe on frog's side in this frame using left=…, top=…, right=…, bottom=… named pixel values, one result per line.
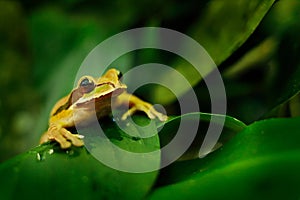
left=52, top=88, right=84, bottom=116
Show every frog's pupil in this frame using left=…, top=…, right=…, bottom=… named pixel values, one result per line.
left=80, top=78, right=95, bottom=93
left=80, top=78, right=91, bottom=87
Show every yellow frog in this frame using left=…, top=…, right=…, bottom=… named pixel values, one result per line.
left=40, top=68, right=167, bottom=149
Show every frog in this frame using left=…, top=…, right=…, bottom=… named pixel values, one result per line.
left=40, top=68, right=167, bottom=149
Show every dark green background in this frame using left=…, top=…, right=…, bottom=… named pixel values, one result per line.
left=0, top=0, right=300, bottom=199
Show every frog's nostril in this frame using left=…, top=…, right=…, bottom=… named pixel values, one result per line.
left=117, top=71, right=123, bottom=79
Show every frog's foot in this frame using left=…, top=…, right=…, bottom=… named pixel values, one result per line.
left=41, top=125, right=84, bottom=149
left=121, top=102, right=168, bottom=121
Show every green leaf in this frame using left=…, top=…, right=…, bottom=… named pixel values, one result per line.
left=0, top=117, right=160, bottom=200
left=152, top=112, right=245, bottom=187
left=191, top=0, right=275, bottom=65
left=149, top=117, right=300, bottom=199
left=262, top=44, right=300, bottom=118
left=0, top=112, right=246, bottom=199
left=152, top=0, right=276, bottom=104
left=158, top=113, right=246, bottom=161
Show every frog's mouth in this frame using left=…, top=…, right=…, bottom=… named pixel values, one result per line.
left=75, top=86, right=126, bottom=108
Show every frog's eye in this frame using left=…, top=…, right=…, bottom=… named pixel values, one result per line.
left=79, top=77, right=95, bottom=93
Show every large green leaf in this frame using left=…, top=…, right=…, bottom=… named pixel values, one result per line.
left=0, top=117, right=160, bottom=200
left=0, top=112, right=246, bottom=199
left=149, top=116, right=300, bottom=199
left=152, top=0, right=276, bottom=104
left=157, top=112, right=246, bottom=162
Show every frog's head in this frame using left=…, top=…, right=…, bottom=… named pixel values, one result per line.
left=74, top=69, right=127, bottom=106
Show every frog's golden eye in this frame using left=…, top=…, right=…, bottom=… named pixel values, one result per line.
left=79, top=77, right=95, bottom=93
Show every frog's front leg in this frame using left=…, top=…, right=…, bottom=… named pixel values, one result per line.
left=40, top=123, right=84, bottom=149
left=117, top=92, right=168, bottom=121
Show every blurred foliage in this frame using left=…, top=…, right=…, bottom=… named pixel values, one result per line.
left=0, top=0, right=212, bottom=161
left=151, top=116, right=300, bottom=199
left=0, top=0, right=300, bottom=199
left=152, top=0, right=276, bottom=104
left=0, top=1, right=39, bottom=161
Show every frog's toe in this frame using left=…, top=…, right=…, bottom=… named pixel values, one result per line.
left=147, top=107, right=168, bottom=121
left=121, top=104, right=168, bottom=122
left=60, top=128, right=84, bottom=147
left=48, top=130, right=72, bottom=149
left=154, top=112, right=168, bottom=121
left=59, top=140, right=72, bottom=149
